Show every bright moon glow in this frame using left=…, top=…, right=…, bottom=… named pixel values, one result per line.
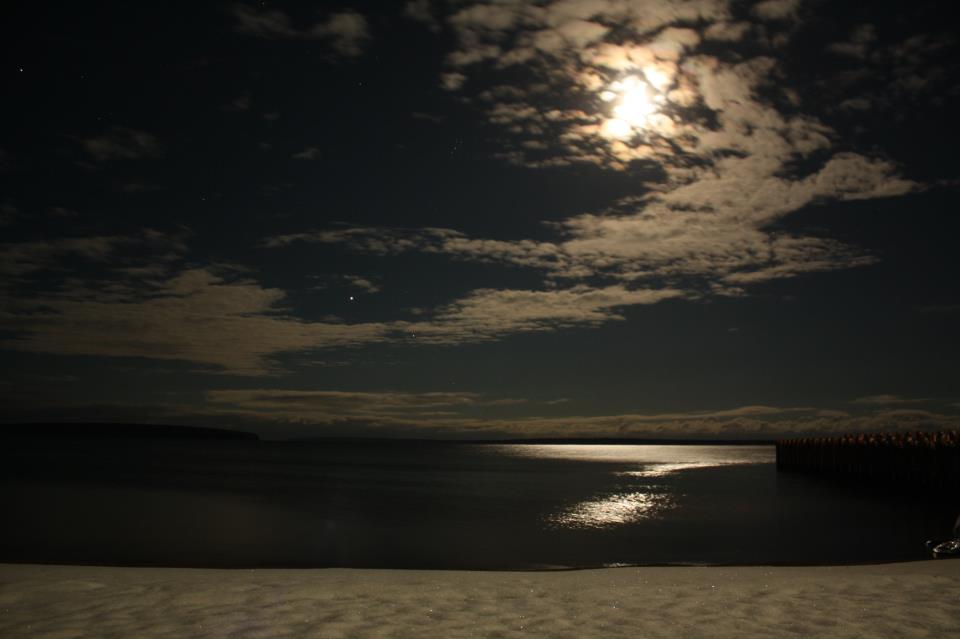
left=603, top=118, right=633, bottom=139
left=602, top=75, right=658, bottom=139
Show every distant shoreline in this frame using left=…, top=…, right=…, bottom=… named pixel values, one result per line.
left=1, top=422, right=775, bottom=444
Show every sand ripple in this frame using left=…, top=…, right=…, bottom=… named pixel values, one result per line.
left=1, top=562, right=958, bottom=638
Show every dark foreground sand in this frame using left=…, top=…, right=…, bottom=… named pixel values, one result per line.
left=2, top=561, right=959, bottom=638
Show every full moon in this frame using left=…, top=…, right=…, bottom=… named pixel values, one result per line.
left=602, top=75, right=657, bottom=139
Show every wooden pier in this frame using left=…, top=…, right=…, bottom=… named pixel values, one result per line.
left=776, top=431, right=960, bottom=490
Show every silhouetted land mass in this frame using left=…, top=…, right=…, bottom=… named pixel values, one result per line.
left=1, top=422, right=259, bottom=441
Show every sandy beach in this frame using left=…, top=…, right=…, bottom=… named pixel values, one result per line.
left=2, top=561, right=958, bottom=638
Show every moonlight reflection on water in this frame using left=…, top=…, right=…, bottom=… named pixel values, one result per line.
left=549, top=490, right=674, bottom=529
left=511, top=446, right=773, bottom=530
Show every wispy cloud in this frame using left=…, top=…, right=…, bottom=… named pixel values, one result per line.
left=822, top=29, right=957, bottom=114
left=752, top=0, right=801, bottom=21
left=292, top=146, right=322, bottom=160
left=827, top=24, right=877, bottom=59
left=206, top=389, right=524, bottom=421
left=404, top=0, right=441, bottom=31
left=231, top=5, right=370, bottom=57
left=78, top=127, right=162, bottom=162
left=182, top=392, right=960, bottom=438
left=851, top=394, right=928, bottom=406
left=310, top=274, right=381, bottom=294
left=1, top=232, right=679, bottom=374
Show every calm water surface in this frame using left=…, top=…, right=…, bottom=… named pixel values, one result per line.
left=2, top=441, right=954, bottom=568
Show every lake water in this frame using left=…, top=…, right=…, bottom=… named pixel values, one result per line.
left=2, top=441, right=955, bottom=569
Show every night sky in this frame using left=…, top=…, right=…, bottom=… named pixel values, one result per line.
left=2, top=0, right=958, bottom=439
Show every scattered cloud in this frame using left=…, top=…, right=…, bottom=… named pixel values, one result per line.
left=752, top=0, right=801, bottom=21
left=231, top=5, right=370, bottom=57
left=822, top=30, right=957, bottom=115
left=293, top=146, right=322, bottom=160
left=206, top=389, right=522, bottom=422
left=315, top=11, right=371, bottom=57
left=0, top=235, right=138, bottom=278
left=0, top=264, right=388, bottom=376
left=225, top=94, right=252, bottom=112
left=838, top=97, right=872, bottom=111
left=177, top=391, right=960, bottom=438
left=395, top=285, right=684, bottom=345
left=311, top=274, right=381, bottom=294
left=827, top=24, right=877, bottom=59
left=404, top=0, right=440, bottom=31
left=281, top=0, right=915, bottom=300
left=48, top=206, right=79, bottom=217
left=78, top=127, right=162, bottom=162
left=704, top=21, right=751, bottom=42
left=851, top=394, right=928, bottom=406
left=411, top=111, right=446, bottom=123
left=2, top=231, right=680, bottom=374
left=343, top=275, right=380, bottom=293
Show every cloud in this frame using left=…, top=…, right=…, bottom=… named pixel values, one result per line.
left=231, top=5, right=299, bottom=37
left=204, top=391, right=801, bottom=428
left=164, top=391, right=960, bottom=438
left=838, top=98, right=872, bottom=111
left=314, top=11, right=371, bottom=57
left=827, top=24, right=877, bottom=59
left=78, top=127, right=162, bottom=162
left=411, top=111, right=446, bottom=123
left=231, top=5, right=370, bottom=57
left=293, top=146, right=322, bottom=160
left=851, top=394, right=928, bottom=406
left=0, top=234, right=138, bottom=278
left=441, top=72, right=467, bottom=91
left=396, top=285, right=684, bottom=344
left=343, top=275, right=380, bottom=293
left=751, top=0, right=801, bottom=21
left=311, top=274, right=381, bottom=294
left=704, top=21, right=751, bottom=42
left=0, top=265, right=389, bottom=376
left=276, top=0, right=916, bottom=297
left=2, top=230, right=681, bottom=374
left=225, top=94, right=252, bottom=112
left=821, top=30, right=956, bottom=117
left=404, top=0, right=440, bottom=31
left=48, top=206, right=80, bottom=218
left=268, top=146, right=915, bottom=287
left=205, top=389, right=523, bottom=423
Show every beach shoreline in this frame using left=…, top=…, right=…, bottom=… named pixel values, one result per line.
left=2, top=561, right=958, bottom=638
